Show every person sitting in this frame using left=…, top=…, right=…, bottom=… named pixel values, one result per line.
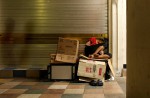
left=84, top=37, right=113, bottom=81
left=84, top=37, right=112, bottom=59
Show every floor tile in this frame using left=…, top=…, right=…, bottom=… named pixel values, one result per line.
left=22, top=79, right=39, bottom=82
left=2, top=89, right=27, bottom=94
left=116, top=77, right=126, bottom=93
left=2, top=82, right=21, bottom=86
left=53, top=82, right=70, bottom=85
left=11, top=78, right=28, bottom=82
left=12, top=85, right=32, bottom=89
left=48, top=85, right=68, bottom=89
left=36, top=82, right=53, bottom=85
left=0, top=77, right=126, bottom=98
left=61, top=94, right=83, bottom=98
left=44, top=89, right=65, bottom=94
left=104, top=85, right=121, bottom=90
left=118, top=84, right=126, bottom=93
left=104, top=82, right=119, bottom=89
left=24, top=89, right=46, bottom=94
left=0, top=89, right=8, bottom=94
left=0, top=85, right=16, bottom=89
left=64, top=89, right=84, bottom=94
left=31, top=85, right=49, bottom=89
left=0, top=94, right=20, bottom=98
left=85, top=84, right=103, bottom=89
left=39, top=94, right=62, bottom=98
left=17, top=94, right=41, bottom=98
left=83, top=94, right=105, bottom=98
left=67, top=84, right=85, bottom=89
left=104, top=87, right=124, bottom=94
left=12, top=78, right=39, bottom=82
left=84, top=89, right=104, bottom=94
left=0, top=79, right=13, bottom=83
left=20, top=82, right=38, bottom=85
left=69, top=82, right=89, bottom=85
left=104, top=94, right=126, bottom=98
left=104, top=81, right=124, bottom=94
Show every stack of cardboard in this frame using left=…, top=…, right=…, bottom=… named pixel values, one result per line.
left=48, top=38, right=79, bottom=80
left=55, top=37, right=79, bottom=63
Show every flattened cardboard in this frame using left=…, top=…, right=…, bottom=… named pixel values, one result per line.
left=55, top=38, right=79, bottom=63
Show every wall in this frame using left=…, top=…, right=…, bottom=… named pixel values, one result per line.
left=118, top=0, right=126, bottom=74
left=112, top=0, right=126, bottom=75
left=0, top=0, right=108, bottom=68
left=127, top=0, right=150, bottom=97
left=112, top=0, right=118, bottom=74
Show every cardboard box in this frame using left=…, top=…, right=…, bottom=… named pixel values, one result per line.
left=47, top=63, right=75, bottom=80
left=77, top=59, right=106, bottom=80
left=51, top=66, right=73, bottom=80
left=50, top=54, right=62, bottom=63
left=55, top=37, right=79, bottom=63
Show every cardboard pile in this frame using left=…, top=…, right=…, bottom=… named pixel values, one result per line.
left=55, top=37, right=79, bottom=63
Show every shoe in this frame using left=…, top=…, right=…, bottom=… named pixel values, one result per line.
left=89, top=79, right=103, bottom=86
left=89, top=80, right=97, bottom=86
left=105, top=75, right=114, bottom=81
left=108, top=75, right=114, bottom=81
left=97, top=79, right=103, bottom=86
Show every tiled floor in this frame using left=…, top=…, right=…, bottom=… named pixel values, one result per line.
left=0, top=77, right=126, bottom=98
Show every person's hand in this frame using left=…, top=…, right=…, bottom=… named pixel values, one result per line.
left=89, top=54, right=94, bottom=58
left=100, top=51, right=104, bottom=55
left=85, top=41, right=90, bottom=46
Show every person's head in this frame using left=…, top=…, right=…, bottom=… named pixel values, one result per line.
left=89, top=37, right=97, bottom=45
left=98, top=38, right=104, bottom=43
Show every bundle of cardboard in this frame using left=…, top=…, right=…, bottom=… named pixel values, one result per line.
left=51, top=37, right=79, bottom=63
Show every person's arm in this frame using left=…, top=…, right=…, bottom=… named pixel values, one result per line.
left=85, top=41, right=90, bottom=46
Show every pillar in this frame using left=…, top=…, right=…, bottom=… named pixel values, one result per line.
left=127, top=0, right=150, bottom=98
